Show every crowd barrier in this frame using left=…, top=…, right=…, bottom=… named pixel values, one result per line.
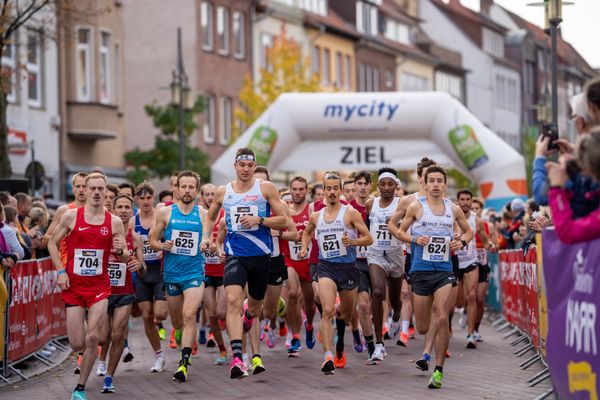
left=491, top=230, right=599, bottom=400
left=1, top=257, right=68, bottom=381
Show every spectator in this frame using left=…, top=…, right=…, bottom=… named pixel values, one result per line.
left=586, top=76, right=600, bottom=125
left=0, top=191, right=9, bottom=206
left=1, top=205, right=26, bottom=260
left=29, top=206, right=50, bottom=258
left=14, top=192, right=32, bottom=233
left=548, top=129, right=600, bottom=243
left=500, top=198, right=525, bottom=249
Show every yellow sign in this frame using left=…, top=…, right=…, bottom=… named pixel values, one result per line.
left=568, top=361, right=598, bottom=400
left=536, top=234, right=548, bottom=357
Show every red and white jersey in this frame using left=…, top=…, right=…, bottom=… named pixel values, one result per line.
left=283, top=204, right=311, bottom=268
left=108, top=228, right=135, bottom=295
left=205, top=209, right=225, bottom=277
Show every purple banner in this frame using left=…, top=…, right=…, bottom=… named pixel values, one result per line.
left=542, top=229, right=599, bottom=400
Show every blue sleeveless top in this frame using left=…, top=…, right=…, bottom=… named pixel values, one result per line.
left=163, top=204, right=205, bottom=282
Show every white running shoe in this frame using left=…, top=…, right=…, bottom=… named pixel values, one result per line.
left=389, top=319, right=401, bottom=340
left=95, top=361, right=107, bottom=376
left=473, top=331, right=483, bottom=342
left=150, top=357, right=165, bottom=373
left=370, top=344, right=385, bottom=363
left=243, top=353, right=251, bottom=369
left=466, top=334, right=477, bottom=349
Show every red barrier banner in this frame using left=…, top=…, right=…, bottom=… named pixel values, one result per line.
left=7, top=260, right=39, bottom=362
left=36, top=259, right=60, bottom=348
left=525, top=248, right=540, bottom=350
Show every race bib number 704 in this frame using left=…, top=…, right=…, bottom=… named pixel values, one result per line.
left=73, top=249, right=103, bottom=276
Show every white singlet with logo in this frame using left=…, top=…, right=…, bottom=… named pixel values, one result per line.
left=369, top=197, right=401, bottom=251
left=412, top=198, right=454, bottom=263
left=316, top=205, right=357, bottom=261
left=457, top=211, right=478, bottom=269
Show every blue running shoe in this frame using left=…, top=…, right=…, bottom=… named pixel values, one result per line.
left=288, top=338, right=302, bottom=357
left=71, top=390, right=88, bottom=400
left=304, top=320, right=316, bottom=349
left=101, top=376, right=115, bottom=393
left=198, top=328, right=207, bottom=345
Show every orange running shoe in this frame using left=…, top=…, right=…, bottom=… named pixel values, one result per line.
left=169, top=328, right=177, bottom=349
left=445, top=350, right=451, bottom=358
left=382, top=326, right=390, bottom=340
left=333, top=351, right=346, bottom=369
left=408, top=325, right=415, bottom=339
left=279, top=321, right=288, bottom=337
left=192, top=340, right=198, bottom=356
left=397, top=332, right=409, bottom=347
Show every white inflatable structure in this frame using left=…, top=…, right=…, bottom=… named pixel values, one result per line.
left=211, top=92, right=527, bottom=210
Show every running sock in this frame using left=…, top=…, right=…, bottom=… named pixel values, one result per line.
left=252, top=353, right=261, bottom=359
left=324, top=350, right=333, bottom=360
left=352, top=329, right=361, bottom=343
left=434, top=365, right=443, bottom=373
left=181, top=347, right=192, bottom=366
left=292, top=333, right=301, bottom=340
left=364, top=334, right=375, bottom=356
left=218, top=343, right=227, bottom=353
left=306, top=321, right=313, bottom=331
left=245, top=308, right=253, bottom=320
left=422, top=352, right=431, bottom=361
left=157, top=322, right=164, bottom=329
left=231, top=340, right=243, bottom=361
left=124, top=339, right=129, bottom=348
left=74, top=384, right=85, bottom=392
left=315, top=302, right=323, bottom=316
left=401, top=320, right=410, bottom=334
left=474, top=321, right=480, bottom=332
left=335, top=318, right=346, bottom=354
left=155, top=349, right=163, bottom=358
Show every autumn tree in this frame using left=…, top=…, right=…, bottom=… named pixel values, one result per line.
left=234, top=25, right=321, bottom=139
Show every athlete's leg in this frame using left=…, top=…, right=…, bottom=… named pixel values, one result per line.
left=138, top=301, right=161, bottom=352
left=66, top=306, right=86, bottom=353
left=412, top=294, right=434, bottom=335
left=263, top=284, right=282, bottom=322
left=286, top=268, right=302, bottom=335
left=432, top=285, right=452, bottom=369
left=356, top=291, right=372, bottom=339
left=225, top=285, right=245, bottom=341
left=400, top=279, right=413, bottom=335
left=369, top=264, right=387, bottom=343
left=166, top=294, right=184, bottom=334
left=463, top=268, right=479, bottom=335
left=77, top=299, right=109, bottom=386
left=181, top=286, right=204, bottom=352
left=106, top=304, right=132, bottom=377
left=301, top=280, right=315, bottom=325
left=318, top=277, right=338, bottom=354
left=475, top=281, right=489, bottom=332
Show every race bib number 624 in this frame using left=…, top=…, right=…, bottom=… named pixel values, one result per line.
left=422, top=237, right=450, bottom=262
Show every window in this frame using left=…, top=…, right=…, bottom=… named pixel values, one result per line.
left=525, top=61, right=535, bottom=96
left=201, top=2, right=213, bottom=51
left=114, top=43, right=120, bottom=106
left=322, top=48, right=330, bottom=84
left=435, top=71, right=463, bottom=102
left=401, top=72, right=428, bottom=91
left=299, top=0, right=327, bottom=15
left=217, top=6, right=229, bottom=55
left=356, top=1, right=378, bottom=36
left=537, top=48, right=545, bottom=72
left=99, top=31, right=111, bottom=103
left=1, top=39, right=17, bottom=102
left=345, top=55, right=351, bottom=89
left=311, top=45, right=320, bottom=76
left=358, top=63, right=365, bottom=91
left=220, top=96, right=232, bottom=145
left=482, top=28, right=504, bottom=57
left=335, top=52, right=343, bottom=88
left=384, top=18, right=410, bottom=44
left=76, top=28, right=92, bottom=101
left=203, top=94, right=216, bottom=143
left=384, top=70, right=394, bottom=89
left=27, top=30, right=42, bottom=107
left=365, top=65, right=373, bottom=91
left=495, top=73, right=518, bottom=111
left=372, top=67, right=379, bottom=91
left=232, top=11, right=245, bottom=58
left=259, top=33, right=273, bottom=72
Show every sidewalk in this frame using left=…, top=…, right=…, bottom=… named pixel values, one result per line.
left=1, top=317, right=551, bottom=399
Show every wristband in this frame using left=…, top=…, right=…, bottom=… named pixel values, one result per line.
left=57, top=269, right=66, bottom=276
left=259, top=216, right=265, bottom=225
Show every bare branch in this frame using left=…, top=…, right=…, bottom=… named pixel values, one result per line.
left=4, top=0, right=51, bottom=41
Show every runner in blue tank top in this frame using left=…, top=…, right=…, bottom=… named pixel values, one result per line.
left=393, top=165, right=473, bottom=390
left=201, top=148, right=289, bottom=380
left=150, top=171, right=206, bottom=383
left=300, top=171, right=372, bottom=375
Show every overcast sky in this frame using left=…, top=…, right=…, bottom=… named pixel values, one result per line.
left=460, top=0, right=600, bottom=68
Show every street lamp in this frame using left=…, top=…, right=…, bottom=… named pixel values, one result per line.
left=170, top=27, right=190, bottom=171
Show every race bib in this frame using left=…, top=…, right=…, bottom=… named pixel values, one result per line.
left=289, top=241, right=310, bottom=261
left=477, top=248, right=488, bottom=265
left=108, top=262, right=126, bottom=287
left=141, top=235, right=159, bottom=262
left=73, top=249, right=103, bottom=276
left=422, top=237, right=450, bottom=262
left=318, top=232, right=347, bottom=259
left=272, top=236, right=280, bottom=257
left=204, top=250, right=221, bottom=264
left=170, top=229, right=199, bottom=256
left=230, top=206, right=259, bottom=232
left=372, top=223, right=398, bottom=248
left=357, top=245, right=368, bottom=259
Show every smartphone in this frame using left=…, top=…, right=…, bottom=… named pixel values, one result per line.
left=540, top=123, right=559, bottom=151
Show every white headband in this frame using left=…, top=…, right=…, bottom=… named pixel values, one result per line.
left=235, top=154, right=256, bottom=163
left=378, top=172, right=398, bottom=184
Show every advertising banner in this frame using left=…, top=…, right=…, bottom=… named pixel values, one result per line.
left=7, top=260, right=39, bottom=361
left=542, top=229, right=599, bottom=400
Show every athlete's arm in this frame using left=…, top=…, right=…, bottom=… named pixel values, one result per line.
left=201, top=186, right=225, bottom=249
left=43, top=204, right=70, bottom=247
left=149, top=207, right=170, bottom=252
left=452, top=204, right=474, bottom=251
left=111, top=216, right=129, bottom=262
left=476, top=217, right=496, bottom=252
left=278, top=203, right=299, bottom=242
left=345, top=208, right=373, bottom=247
left=387, top=195, right=411, bottom=240
left=130, top=231, right=146, bottom=276
left=365, top=198, right=374, bottom=216
left=299, top=211, right=318, bottom=259
left=397, top=202, right=429, bottom=246
left=48, top=210, right=76, bottom=290
left=258, top=181, right=288, bottom=230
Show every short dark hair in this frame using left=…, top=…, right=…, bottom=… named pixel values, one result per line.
left=353, top=171, right=371, bottom=184
left=113, top=193, right=134, bottom=208
left=14, top=192, right=30, bottom=205
left=424, top=165, right=447, bottom=183
left=236, top=147, right=255, bottom=158
left=0, top=191, right=11, bottom=205
left=4, top=205, right=17, bottom=224
left=310, top=183, right=323, bottom=197
left=158, top=190, right=172, bottom=202
left=177, top=170, right=201, bottom=189
left=289, top=176, right=308, bottom=189
left=377, top=167, right=397, bottom=177
left=472, top=198, right=484, bottom=208
left=456, top=189, right=473, bottom=199
left=586, top=76, right=600, bottom=111
left=106, top=184, right=120, bottom=197
left=343, top=179, right=354, bottom=187
left=135, top=181, right=155, bottom=197
left=417, top=157, right=437, bottom=178
left=254, top=166, right=270, bottom=181
left=118, top=182, right=135, bottom=193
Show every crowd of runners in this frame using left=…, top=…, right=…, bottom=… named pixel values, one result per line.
left=46, top=148, right=501, bottom=400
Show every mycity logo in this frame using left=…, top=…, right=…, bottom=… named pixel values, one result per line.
left=323, top=100, right=400, bottom=122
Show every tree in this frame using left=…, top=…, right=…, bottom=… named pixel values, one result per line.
left=234, top=24, right=321, bottom=139
left=448, top=168, right=479, bottom=195
left=124, top=95, right=210, bottom=185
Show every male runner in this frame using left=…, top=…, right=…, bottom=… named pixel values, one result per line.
left=201, top=148, right=288, bottom=379
left=471, top=197, right=492, bottom=342
left=200, top=183, right=217, bottom=210
left=393, top=166, right=473, bottom=389
left=282, top=176, right=317, bottom=355
left=300, top=171, right=372, bottom=375
left=349, top=171, right=374, bottom=355
left=48, top=172, right=127, bottom=400
left=101, top=194, right=145, bottom=393
left=131, top=181, right=168, bottom=372
left=104, top=184, right=119, bottom=213
left=388, top=157, right=437, bottom=345
left=366, top=168, right=404, bottom=363
left=342, top=179, right=356, bottom=202
left=311, top=183, right=324, bottom=202
left=150, top=170, right=206, bottom=383
left=455, top=189, right=495, bottom=348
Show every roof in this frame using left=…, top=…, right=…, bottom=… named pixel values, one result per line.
left=430, top=0, right=507, bottom=35
left=303, top=7, right=362, bottom=40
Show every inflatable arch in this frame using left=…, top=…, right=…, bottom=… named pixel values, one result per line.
left=211, top=92, right=527, bottom=210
